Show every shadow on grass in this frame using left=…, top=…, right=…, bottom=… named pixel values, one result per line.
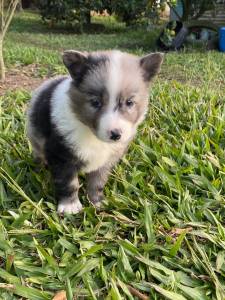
left=8, top=11, right=160, bottom=53
left=10, top=10, right=128, bottom=35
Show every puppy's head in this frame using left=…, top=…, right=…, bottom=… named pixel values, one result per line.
left=63, top=50, right=163, bottom=143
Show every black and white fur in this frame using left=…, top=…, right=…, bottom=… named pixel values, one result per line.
left=27, top=50, right=163, bottom=214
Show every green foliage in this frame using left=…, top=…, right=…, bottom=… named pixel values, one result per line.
left=38, top=0, right=103, bottom=30
left=1, top=11, right=225, bottom=300
left=112, top=0, right=177, bottom=25
left=38, top=0, right=177, bottom=28
left=110, top=0, right=148, bottom=25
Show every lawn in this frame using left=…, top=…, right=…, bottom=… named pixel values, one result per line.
left=1, top=11, right=225, bottom=300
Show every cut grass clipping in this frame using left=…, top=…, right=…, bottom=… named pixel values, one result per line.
left=1, top=11, right=225, bottom=300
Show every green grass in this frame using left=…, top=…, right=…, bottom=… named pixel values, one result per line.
left=1, top=11, right=225, bottom=300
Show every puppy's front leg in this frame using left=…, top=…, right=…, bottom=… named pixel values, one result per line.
left=86, top=166, right=110, bottom=208
left=56, top=174, right=82, bottom=214
left=45, top=140, right=83, bottom=214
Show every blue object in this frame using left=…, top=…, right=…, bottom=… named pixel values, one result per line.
left=170, top=0, right=183, bottom=21
left=219, top=27, right=225, bottom=52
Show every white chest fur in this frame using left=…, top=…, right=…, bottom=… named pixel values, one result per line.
left=69, top=125, right=121, bottom=173
left=51, top=78, right=123, bottom=173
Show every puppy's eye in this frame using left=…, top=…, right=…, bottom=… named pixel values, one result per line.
left=126, top=98, right=134, bottom=107
left=90, top=99, right=102, bottom=109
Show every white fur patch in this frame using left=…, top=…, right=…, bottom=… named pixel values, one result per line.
left=51, top=78, right=123, bottom=173
left=97, top=51, right=135, bottom=143
left=97, top=111, right=134, bottom=143
left=28, top=77, right=62, bottom=114
left=26, top=78, right=63, bottom=160
left=57, top=199, right=83, bottom=214
left=107, top=51, right=122, bottom=102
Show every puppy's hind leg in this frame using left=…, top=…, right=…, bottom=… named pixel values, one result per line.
left=31, top=139, right=47, bottom=166
left=27, top=125, right=47, bottom=165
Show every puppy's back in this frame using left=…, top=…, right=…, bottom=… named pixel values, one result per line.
left=27, top=77, right=67, bottom=138
left=26, top=76, right=68, bottom=162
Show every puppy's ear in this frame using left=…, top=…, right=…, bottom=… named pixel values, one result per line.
left=140, top=52, right=164, bottom=82
left=62, top=50, right=88, bottom=83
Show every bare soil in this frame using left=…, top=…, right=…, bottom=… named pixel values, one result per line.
left=0, top=64, right=46, bottom=96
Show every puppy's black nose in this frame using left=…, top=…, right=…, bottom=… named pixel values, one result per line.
left=110, top=130, right=121, bottom=141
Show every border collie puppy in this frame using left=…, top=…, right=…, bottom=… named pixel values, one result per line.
left=27, top=50, right=163, bottom=214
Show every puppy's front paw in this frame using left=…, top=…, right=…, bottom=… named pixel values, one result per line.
left=57, top=199, right=83, bottom=214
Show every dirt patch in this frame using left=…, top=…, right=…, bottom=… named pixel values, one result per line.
left=0, top=64, right=47, bottom=96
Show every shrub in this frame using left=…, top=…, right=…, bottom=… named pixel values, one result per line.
left=111, top=0, right=148, bottom=25
left=111, top=0, right=178, bottom=25
left=38, top=0, right=104, bottom=30
left=38, top=0, right=177, bottom=29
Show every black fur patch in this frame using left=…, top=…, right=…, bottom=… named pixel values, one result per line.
left=72, top=55, right=109, bottom=88
left=45, top=129, right=85, bottom=199
left=31, top=76, right=86, bottom=200
left=30, top=77, right=66, bottom=138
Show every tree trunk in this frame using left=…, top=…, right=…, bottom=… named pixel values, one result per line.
left=16, top=1, right=23, bottom=11
left=0, top=39, right=5, bottom=82
left=84, top=11, right=91, bottom=25
left=0, top=0, right=18, bottom=82
left=21, top=0, right=31, bottom=9
left=182, top=0, right=190, bottom=21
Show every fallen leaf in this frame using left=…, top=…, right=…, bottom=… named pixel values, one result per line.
left=52, top=290, right=67, bottom=300
left=171, top=227, right=193, bottom=236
